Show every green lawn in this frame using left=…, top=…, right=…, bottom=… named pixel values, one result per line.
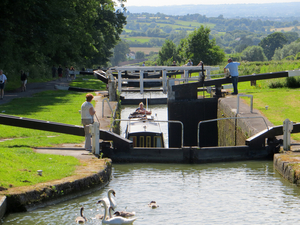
left=0, top=76, right=106, bottom=189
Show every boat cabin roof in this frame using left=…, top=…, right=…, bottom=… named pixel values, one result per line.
left=127, top=112, right=162, bottom=135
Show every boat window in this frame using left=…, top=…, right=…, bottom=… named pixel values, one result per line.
left=154, top=136, right=162, bottom=147
left=129, top=136, right=137, bottom=147
left=139, top=136, right=144, bottom=147
left=146, top=136, right=151, bottom=147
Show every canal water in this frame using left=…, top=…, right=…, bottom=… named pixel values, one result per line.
left=3, top=161, right=300, bottom=224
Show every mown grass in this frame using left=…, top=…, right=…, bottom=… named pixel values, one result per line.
left=69, top=75, right=107, bottom=90
left=0, top=148, right=79, bottom=188
left=0, top=76, right=105, bottom=189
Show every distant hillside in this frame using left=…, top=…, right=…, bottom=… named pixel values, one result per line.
left=124, top=2, right=300, bottom=18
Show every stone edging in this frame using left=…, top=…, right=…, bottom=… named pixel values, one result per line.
left=273, top=153, right=300, bottom=185
left=0, top=158, right=112, bottom=218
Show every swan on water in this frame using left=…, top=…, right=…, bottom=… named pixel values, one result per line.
left=148, top=201, right=159, bottom=208
left=98, top=189, right=117, bottom=209
left=75, top=207, right=87, bottom=224
left=95, top=206, right=114, bottom=220
left=113, top=211, right=136, bottom=218
left=98, top=200, right=137, bottom=224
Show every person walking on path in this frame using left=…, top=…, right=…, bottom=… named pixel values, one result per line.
left=70, top=66, right=75, bottom=80
left=224, top=58, right=241, bottom=95
left=0, top=70, right=7, bottom=100
left=52, top=65, right=57, bottom=79
left=57, top=65, right=63, bottom=81
left=20, top=70, right=28, bottom=92
left=81, top=93, right=96, bottom=151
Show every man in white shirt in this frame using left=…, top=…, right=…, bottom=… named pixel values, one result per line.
left=0, top=70, right=7, bottom=99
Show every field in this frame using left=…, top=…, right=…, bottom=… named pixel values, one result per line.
left=129, top=47, right=161, bottom=54
left=270, top=26, right=300, bottom=32
left=124, top=36, right=165, bottom=43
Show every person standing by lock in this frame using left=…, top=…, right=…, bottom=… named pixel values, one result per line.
left=81, top=93, right=96, bottom=151
left=224, top=58, right=241, bottom=95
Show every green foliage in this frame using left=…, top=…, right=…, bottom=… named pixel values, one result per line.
left=180, top=25, right=225, bottom=65
left=259, top=32, right=287, bottom=60
left=135, top=51, right=145, bottom=59
left=157, top=39, right=180, bottom=65
left=286, top=77, right=300, bottom=88
left=0, top=0, right=126, bottom=81
left=241, top=46, right=267, bottom=61
left=272, top=41, right=300, bottom=60
left=110, top=40, right=130, bottom=66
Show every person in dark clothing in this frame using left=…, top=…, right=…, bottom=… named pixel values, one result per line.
left=57, top=65, right=63, bottom=81
left=20, top=70, right=27, bottom=92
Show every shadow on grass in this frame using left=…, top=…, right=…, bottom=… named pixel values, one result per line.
left=1, top=90, right=83, bottom=116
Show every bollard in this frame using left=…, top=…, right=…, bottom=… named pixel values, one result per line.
left=89, top=122, right=100, bottom=154
left=283, top=118, right=293, bottom=151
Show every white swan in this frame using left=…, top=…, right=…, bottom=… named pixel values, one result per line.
left=113, top=211, right=136, bottom=217
left=98, top=189, right=117, bottom=209
left=98, top=200, right=137, bottom=224
left=75, top=207, right=87, bottom=224
left=95, top=206, right=114, bottom=220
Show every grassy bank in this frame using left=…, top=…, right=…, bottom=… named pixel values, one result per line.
left=0, top=76, right=105, bottom=190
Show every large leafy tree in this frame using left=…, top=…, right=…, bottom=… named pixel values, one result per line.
left=0, top=0, right=126, bottom=77
left=110, top=40, right=130, bottom=66
left=241, top=46, right=267, bottom=61
left=177, top=25, right=225, bottom=65
left=157, top=39, right=180, bottom=65
left=272, top=41, right=300, bottom=60
left=258, top=32, right=287, bottom=60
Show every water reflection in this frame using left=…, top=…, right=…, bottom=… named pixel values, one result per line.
left=3, top=161, right=300, bottom=225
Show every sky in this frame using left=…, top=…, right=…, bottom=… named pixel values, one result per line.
left=122, top=0, right=300, bottom=7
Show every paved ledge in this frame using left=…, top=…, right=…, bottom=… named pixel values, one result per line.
left=0, top=158, right=112, bottom=216
left=274, top=148, right=300, bottom=185
left=219, top=95, right=273, bottom=137
left=273, top=143, right=300, bottom=186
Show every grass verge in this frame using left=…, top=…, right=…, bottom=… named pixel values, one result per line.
left=0, top=77, right=106, bottom=189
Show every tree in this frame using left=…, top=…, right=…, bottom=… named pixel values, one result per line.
left=157, top=39, right=180, bottom=65
left=135, top=51, right=145, bottom=59
left=178, top=25, right=225, bottom=65
left=283, top=32, right=299, bottom=44
left=162, top=25, right=173, bottom=34
left=241, top=46, right=267, bottom=61
left=0, top=0, right=126, bottom=77
left=110, top=40, right=130, bottom=66
left=259, top=32, right=287, bottom=60
left=272, top=41, right=300, bottom=60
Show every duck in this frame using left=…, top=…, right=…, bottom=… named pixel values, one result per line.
left=98, top=189, right=117, bottom=210
left=98, top=199, right=137, bottom=224
left=75, top=207, right=87, bottom=224
left=113, top=211, right=136, bottom=218
left=148, top=201, right=159, bottom=208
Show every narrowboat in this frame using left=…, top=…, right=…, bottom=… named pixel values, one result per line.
left=125, top=112, right=165, bottom=148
